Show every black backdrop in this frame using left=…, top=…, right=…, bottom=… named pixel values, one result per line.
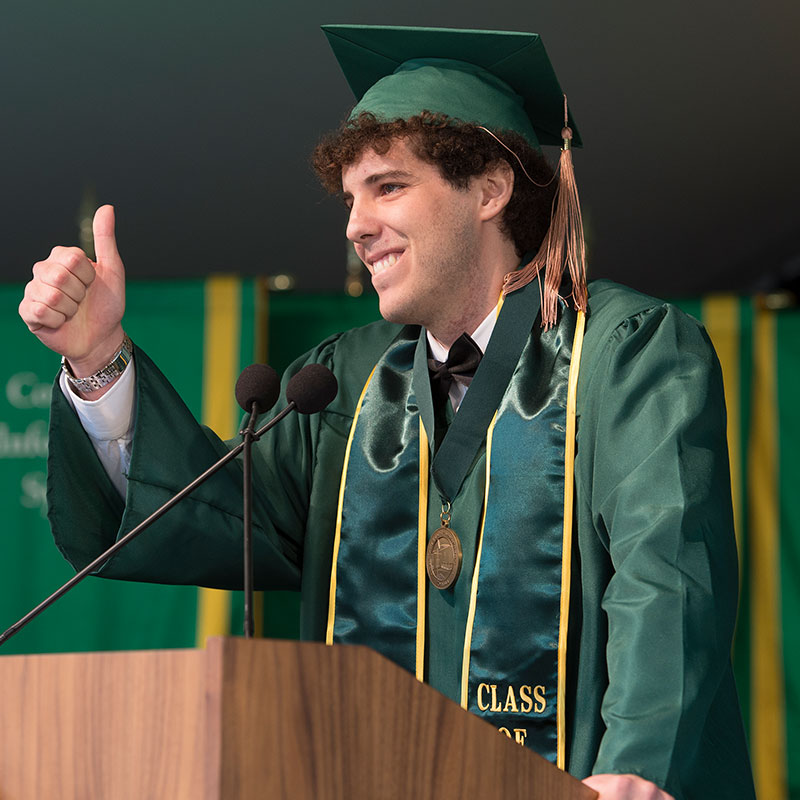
left=3, top=0, right=799, bottom=297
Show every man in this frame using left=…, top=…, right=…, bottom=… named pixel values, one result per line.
left=18, top=25, right=755, bottom=800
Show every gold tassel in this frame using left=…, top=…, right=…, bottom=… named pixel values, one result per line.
left=502, top=95, right=588, bottom=329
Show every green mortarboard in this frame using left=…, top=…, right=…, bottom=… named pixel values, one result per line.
left=322, top=24, right=581, bottom=149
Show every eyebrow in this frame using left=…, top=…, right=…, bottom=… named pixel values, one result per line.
left=342, top=169, right=415, bottom=200
left=363, top=169, right=414, bottom=185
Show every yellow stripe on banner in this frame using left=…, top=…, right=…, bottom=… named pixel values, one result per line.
left=254, top=277, right=270, bottom=364
left=195, top=276, right=241, bottom=647
left=702, top=295, right=743, bottom=571
left=749, top=306, right=787, bottom=800
left=416, top=419, right=430, bottom=682
left=326, top=365, right=378, bottom=645
left=460, top=411, right=498, bottom=710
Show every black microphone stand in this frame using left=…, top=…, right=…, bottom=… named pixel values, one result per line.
left=241, top=402, right=258, bottom=638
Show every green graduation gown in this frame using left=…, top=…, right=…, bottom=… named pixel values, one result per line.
left=47, top=279, right=755, bottom=799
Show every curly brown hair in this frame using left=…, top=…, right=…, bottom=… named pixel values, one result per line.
left=311, top=111, right=556, bottom=256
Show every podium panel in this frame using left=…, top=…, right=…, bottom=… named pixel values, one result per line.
left=0, top=637, right=595, bottom=799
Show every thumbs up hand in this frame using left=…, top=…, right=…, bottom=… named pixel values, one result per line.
left=19, top=205, right=127, bottom=379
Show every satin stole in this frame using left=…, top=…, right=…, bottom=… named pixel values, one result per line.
left=326, top=296, right=584, bottom=766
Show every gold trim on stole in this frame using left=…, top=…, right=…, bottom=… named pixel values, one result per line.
left=459, top=294, right=507, bottom=705
left=460, top=412, right=498, bottom=709
left=556, top=309, right=585, bottom=769
left=417, top=419, right=430, bottom=681
left=325, top=365, right=378, bottom=646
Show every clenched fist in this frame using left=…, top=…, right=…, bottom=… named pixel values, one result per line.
left=19, top=205, right=127, bottom=381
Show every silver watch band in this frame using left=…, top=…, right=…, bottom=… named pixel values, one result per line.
left=62, top=335, right=133, bottom=394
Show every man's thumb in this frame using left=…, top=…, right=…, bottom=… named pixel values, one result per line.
left=92, top=205, right=122, bottom=267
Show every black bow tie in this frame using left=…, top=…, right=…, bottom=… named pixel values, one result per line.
left=427, top=332, right=483, bottom=409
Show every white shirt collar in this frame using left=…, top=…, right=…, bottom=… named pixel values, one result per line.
left=426, top=304, right=498, bottom=363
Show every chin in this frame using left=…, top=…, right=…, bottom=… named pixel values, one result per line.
left=377, top=297, right=424, bottom=327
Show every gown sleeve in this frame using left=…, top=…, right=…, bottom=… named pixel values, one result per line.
left=578, top=302, right=743, bottom=795
left=47, top=342, right=338, bottom=591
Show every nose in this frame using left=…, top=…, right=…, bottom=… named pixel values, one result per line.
left=345, top=197, right=380, bottom=244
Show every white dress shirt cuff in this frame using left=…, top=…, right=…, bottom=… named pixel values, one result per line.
left=58, top=357, right=136, bottom=498
left=59, top=357, right=137, bottom=441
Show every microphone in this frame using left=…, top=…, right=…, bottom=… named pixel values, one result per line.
left=235, top=364, right=280, bottom=416
left=0, top=361, right=338, bottom=646
left=286, top=363, right=338, bottom=414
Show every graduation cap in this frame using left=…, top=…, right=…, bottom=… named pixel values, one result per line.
left=321, top=24, right=581, bottom=149
left=322, top=24, right=588, bottom=327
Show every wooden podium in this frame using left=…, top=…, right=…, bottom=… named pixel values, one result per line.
left=0, top=637, right=596, bottom=799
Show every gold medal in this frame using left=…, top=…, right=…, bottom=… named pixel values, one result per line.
left=426, top=501, right=463, bottom=589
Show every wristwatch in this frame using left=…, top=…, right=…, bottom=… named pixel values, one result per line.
left=61, top=335, right=134, bottom=394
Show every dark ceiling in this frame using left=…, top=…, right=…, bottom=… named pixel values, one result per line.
left=3, top=0, right=798, bottom=298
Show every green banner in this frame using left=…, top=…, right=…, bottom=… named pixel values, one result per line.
left=0, top=282, right=204, bottom=654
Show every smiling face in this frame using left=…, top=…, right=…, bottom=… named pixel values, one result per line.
left=341, top=138, right=515, bottom=345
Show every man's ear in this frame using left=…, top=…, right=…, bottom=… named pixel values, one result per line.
left=477, top=160, right=515, bottom=221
